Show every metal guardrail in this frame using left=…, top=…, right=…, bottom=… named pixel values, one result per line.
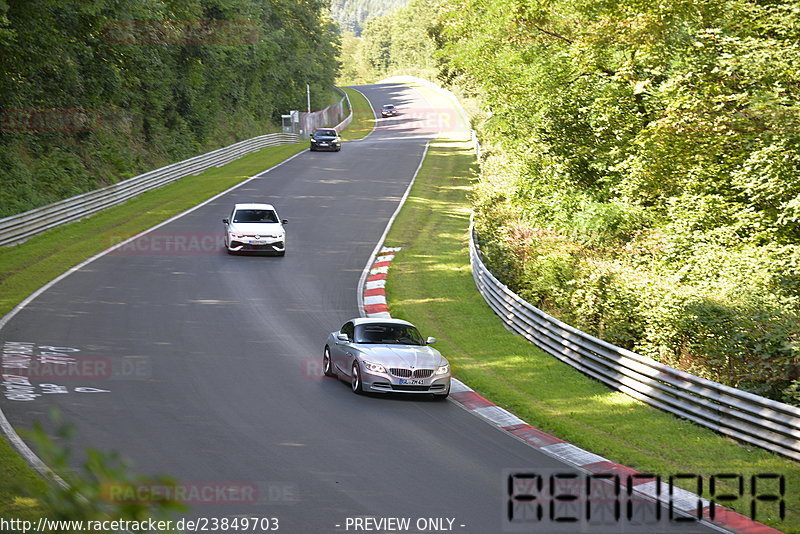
left=0, top=132, right=298, bottom=247
left=469, top=225, right=800, bottom=461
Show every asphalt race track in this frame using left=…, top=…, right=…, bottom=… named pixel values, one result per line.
left=0, top=84, right=721, bottom=533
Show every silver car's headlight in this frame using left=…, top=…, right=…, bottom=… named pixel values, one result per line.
left=362, top=361, right=386, bottom=373
left=435, top=364, right=450, bottom=375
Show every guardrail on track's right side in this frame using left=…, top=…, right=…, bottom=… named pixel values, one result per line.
left=469, top=223, right=800, bottom=461
left=412, top=71, right=800, bottom=459
left=0, top=132, right=299, bottom=247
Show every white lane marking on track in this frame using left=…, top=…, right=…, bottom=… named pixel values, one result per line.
left=449, top=379, right=472, bottom=393
left=363, top=295, right=387, bottom=306
left=636, top=480, right=710, bottom=512
left=473, top=405, right=526, bottom=428
left=356, top=87, right=432, bottom=317
left=541, top=442, right=609, bottom=467
left=0, top=147, right=306, bottom=484
left=365, top=280, right=386, bottom=290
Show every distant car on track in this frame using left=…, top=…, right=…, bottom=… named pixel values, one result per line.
left=309, top=128, right=341, bottom=151
left=223, top=203, right=287, bottom=256
left=380, top=104, right=398, bottom=117
left=323, top=318, right=451, bottom=399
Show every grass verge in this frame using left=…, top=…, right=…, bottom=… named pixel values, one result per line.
left=340, top=87, right=375, bottom=141
left=383, top=82, right=799, bottom=533
left=0, top=141, right=306, bottom=519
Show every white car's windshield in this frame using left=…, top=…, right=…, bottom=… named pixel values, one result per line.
left=233, top=209, right=278, bottom=223
left=355, top=324, right=425, bottom=346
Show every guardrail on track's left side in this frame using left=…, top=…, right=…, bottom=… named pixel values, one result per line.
left=299, top=87, right=351, bottom=137
left=334, top=87, right=354, bottom=133
left=0, top=132, right=299, bottom=247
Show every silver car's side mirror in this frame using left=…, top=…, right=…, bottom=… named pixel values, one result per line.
left=426, top=337, right=436, bottom=345
left=222, top=218, right=229, bottom=224
left=337, top=333, right=349, bottom=342
left=282, top=219, right=288, bottom=224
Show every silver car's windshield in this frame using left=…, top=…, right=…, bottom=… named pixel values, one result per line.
left=355, top=324, right=425, bottom=346
left=233, top=209, right=278, bottom=223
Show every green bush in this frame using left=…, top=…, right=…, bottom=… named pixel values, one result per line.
left=23, top=410, right=186, bottom=528
left=440, top=0, right=800, bottom=404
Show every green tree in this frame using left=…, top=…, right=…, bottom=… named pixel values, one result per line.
left=0, top=0, right=341, bottom=216
left=432, top=0, right=800, bottom=399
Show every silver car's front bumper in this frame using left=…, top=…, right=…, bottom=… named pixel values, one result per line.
left=361, top=369, right=450, bottom=395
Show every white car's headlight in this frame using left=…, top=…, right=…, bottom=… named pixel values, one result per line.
left=363, top=361, right=386, bottom=373
left=435, top=364, right=450, bottom=375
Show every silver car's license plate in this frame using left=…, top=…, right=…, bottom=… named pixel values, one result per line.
left=400, top=379, right=425, bottom=385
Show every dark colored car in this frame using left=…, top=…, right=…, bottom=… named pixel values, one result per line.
left=309, top=128, right=341, bottom=152
left=381, top=104, right=398, bottom=117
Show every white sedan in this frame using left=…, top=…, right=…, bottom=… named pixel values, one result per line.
left=223, top=203, right=287, bottom=256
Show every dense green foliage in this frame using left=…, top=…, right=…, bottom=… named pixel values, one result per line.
left=382, top=82, right=800, bottom=533
left=0, top=0, right=339, bottom=217
left=336, top=0, right=437, bottom=84
left=351, top=0, right=800, bottom=403
left=329, top=0, right=410, bottom=35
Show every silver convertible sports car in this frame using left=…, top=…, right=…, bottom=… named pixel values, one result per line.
left=323, top=318, right=451, bottom=399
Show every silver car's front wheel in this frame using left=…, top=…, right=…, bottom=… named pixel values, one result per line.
left=351, top=362, right=363, bottom=394
left=323, top=346, right=336, bottom=377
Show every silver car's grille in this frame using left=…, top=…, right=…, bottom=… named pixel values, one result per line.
left=389, top=368, right=433, bottom=378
